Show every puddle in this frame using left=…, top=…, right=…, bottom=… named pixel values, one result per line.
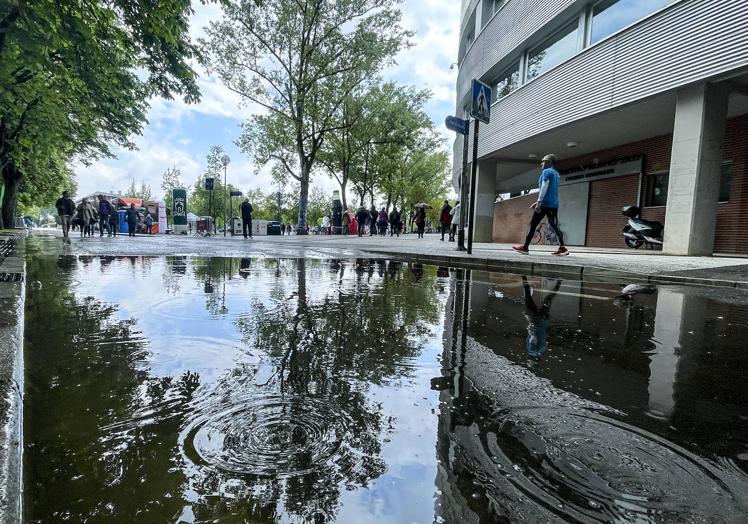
left=23, top=256, right=748, bottom=522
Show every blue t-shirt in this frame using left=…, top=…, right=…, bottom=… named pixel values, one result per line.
left=538, top=167, right=560, bottom=208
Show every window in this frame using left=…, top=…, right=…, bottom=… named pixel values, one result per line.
left=591, top=0, right=673, bottom=45
left=481, top=0, right=508, bottom=28
left=719, top=162, right=733, bottom=203
left=527, top=22, right=579, bottom=80
left=492, top=62, right=520, bottom=99
left=646, top=172, right=669, bottom=207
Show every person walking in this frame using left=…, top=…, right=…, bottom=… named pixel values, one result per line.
left=125, top=203, right=139, bottom=237
left=110, top=207, right=119, bottom=237
left=75, top=199, right=94, bottom=238
left=240, top=198, right=253, bottom=239
left=97, top=195, right=112, bottom=236
left=322, top=215, right=330, bottom=234
left=369, top=205, right=378, bottom=236
left=513, top=154, right=569, bottom=256
left=144, top=212, right=154, bottom=234
left=414, top=207, right=426, bottom=238
left=522, top=276, right=562, bottom=360
left=55, top=190, right=75, bottom=242
left=449, top=201, right=460, bottom=241
left=377, top=207, right=388, bottom=236
left=342, top=210, right=350, bottom=235
left=439, top=200, right=453, bottom=241
left=389, top=206, right=401, bottom=237
left=356, top=206, right=369, bottom=238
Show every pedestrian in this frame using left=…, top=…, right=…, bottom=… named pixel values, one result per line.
left=369, top=205, right=378, bottom=236
left=97, top=195, right=112, bottom=236
left=377, top=207, right=388, bottom=236
left=75, top=199, right=93, bottom=238
left=389, top=206, right=401, bottom=237
left=415, top=207, right=426, bottom=238
left=239, top=198, right=253, bottom=239
left=322, top=215, right=330, bottom=234
left=439, top=200, right=453, bottom=241
left=449, top=201, right=460, bottom=242
left=144, top=212, right=154, bottom=234
left=513, top=154, right=569, bottom=256
left=356, top=206, right=369, bottom=238
left=110, top=207, right=119, bottom=237
left=125, top=203, right=139, bottom=237
left=55, top=190, right=75, bottom=242
left=286, top=223, right=292, bottom=235
left=342, top=210, right=350, bottom=235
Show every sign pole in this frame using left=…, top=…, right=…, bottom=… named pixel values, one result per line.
left=456, top=125, right=470, bottom=251
left=467, top=119, right=480, bottom=255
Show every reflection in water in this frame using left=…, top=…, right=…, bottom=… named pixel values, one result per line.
left=522, top=276, right=561, bottom=360
left=435, top=273, right=748, bottom=522
left=22, top=253, right=748, bottom=522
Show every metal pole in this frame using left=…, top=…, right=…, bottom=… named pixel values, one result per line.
left=223, top=165, right=227, bottom=237
left=208, top=189, right=212, bottom=236
left=229, top=196, right=233, bottom=236
left=456, top=123, right=470, bottom=251
left=467, top=119, right=480, bottom=255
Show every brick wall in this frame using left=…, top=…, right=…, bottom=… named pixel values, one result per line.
left=492, top=193, right=536, bottom=243
left=715, top=114, right=748, bottom=254
left=585, top=175, right=640, bottom=248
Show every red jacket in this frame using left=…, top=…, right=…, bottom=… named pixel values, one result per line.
left=440, top=206, right=453, bottom=225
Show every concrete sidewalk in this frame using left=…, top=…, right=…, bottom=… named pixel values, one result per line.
left=15, top=229, right=748, bottom=288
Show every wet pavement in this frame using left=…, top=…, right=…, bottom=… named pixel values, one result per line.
left=21, top=245, right=748, bottom=522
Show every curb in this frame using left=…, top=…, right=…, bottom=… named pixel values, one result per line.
left=359, top=248, right=746, bottom=289
left=0, top=235, right=24, bottom=524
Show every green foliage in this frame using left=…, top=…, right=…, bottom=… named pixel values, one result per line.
left=202, top=0, right=411, bottom=229
left=0, top=0, right=203, bottom=226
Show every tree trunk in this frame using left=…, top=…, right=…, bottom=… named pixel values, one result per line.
left=340, top=178, right=348, bottom=212
left=296, top=162, right=310, bottom=234
left=1, top=163, right=20, bottom=229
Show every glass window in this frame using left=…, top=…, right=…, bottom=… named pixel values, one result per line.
left=527, top=22, right=579, bottom=80
left=646, top=173, right=668, bottom=207
left=719, top=162, right=733, bottom=203
left=481, top=0, right=509, bottom=28
left=591, top=0, right=672, bottom=44
left=492, top=62, right=520, bottom=99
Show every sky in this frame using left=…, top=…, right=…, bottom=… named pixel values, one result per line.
left=73, top=1, right=460, bottom=201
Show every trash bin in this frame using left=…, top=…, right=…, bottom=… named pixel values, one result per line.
left=266, top=221, right=282, bottom=235
left=118, top=209, right=128, bottom=234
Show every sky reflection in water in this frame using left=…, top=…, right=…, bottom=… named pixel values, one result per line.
left=23, top=256, right=748, bottom=523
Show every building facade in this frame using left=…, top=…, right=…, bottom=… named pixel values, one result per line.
left=454, top=0, right=748, bottom=255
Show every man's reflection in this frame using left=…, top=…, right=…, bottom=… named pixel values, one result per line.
left=239, top=258, right=251, bottom=278
left=522, top=276, right=562, bottom=360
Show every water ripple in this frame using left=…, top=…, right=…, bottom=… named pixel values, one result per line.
left=180, top=394, right=366, bottom=479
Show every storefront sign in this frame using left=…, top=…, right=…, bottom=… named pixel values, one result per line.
left=560, top=156, right=643, bottom=185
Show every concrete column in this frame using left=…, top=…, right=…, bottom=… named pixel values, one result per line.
left=472, top=158, right=497, bottom=243
left=663, top=82, right=729, bottom=255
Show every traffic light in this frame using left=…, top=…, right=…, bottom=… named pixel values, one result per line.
left=205, top=177, right=214, bottom=191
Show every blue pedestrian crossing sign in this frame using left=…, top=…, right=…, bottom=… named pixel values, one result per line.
left=471, top=79, right=492, bottom=124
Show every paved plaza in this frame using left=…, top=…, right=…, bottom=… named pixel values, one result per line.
left=8, top=228, right=748, bottom=287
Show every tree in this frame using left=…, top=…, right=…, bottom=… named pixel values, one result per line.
left=0, top=0, right=202, bottom=227
left=125, top=179, right=153, bottom=201
left=202, top=0, right=411, bottom=233
left=161, top=166, right=184, bottom=199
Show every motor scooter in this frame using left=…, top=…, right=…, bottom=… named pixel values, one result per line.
left=621, top=205, right=663, bottom=249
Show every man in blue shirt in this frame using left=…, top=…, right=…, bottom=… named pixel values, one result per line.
left=513, top=154, right=569, bottom=256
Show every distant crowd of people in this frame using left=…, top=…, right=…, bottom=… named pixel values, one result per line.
left=55, top=191, right=155, bottom=243
left=318, top=200, right=461, bottom=239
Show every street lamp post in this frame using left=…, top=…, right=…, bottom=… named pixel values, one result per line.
left=221, top=154, right=230, bottom=237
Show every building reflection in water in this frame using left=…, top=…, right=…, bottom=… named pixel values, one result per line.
left=434, top=270, right=748, bottom=522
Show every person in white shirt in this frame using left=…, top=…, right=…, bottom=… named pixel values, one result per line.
left=322, top=215, right=331, bottom=234
left=449, top=201, right=460, bottom=242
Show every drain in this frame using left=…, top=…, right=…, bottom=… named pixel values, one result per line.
left=0, top=273, right=23, bottom=283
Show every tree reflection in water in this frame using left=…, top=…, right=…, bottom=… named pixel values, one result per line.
left=25, top=255, right=444, bottom=523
